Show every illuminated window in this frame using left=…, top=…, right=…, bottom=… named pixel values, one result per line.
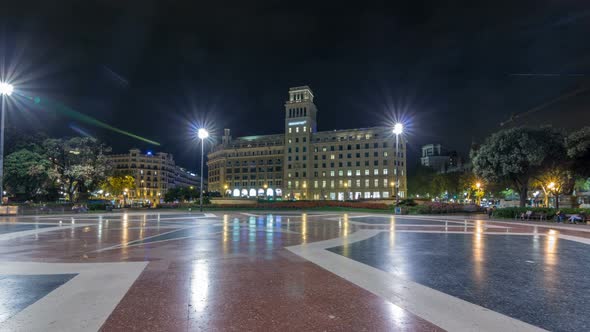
left=355, top=169, right=361, bottom=176
left=373, top=169, right=379, bottom=175
left=296, top=127, right=300, bottom=133
left=330, top=171, right=335, bottom=177
left=330, top=154, right=335, bottom=160
left=364, top=169, right=369, bottom=176
left=365, top=179, right=369, bottom=187
left=322, top=180, right=327, bottom=188
left=383, top=179, right=388, bottom=187
left=289, top=128, right=292, bottom=133
left=383, top=169, right=388, bottom=175
left=383, top=151, right=388, bottom=157
left=347, top=170, right=352, bottom=176
left=356, top=179, right=361, bottom=187
left=338, top=170, right=343, bottom=176
left=330, top=180, right=335, bottom=188
left=303, top=126, right=307, bottom=132
left=314, top=181, right=318, bottom=188
left=374, top=179, right=379, bottom=187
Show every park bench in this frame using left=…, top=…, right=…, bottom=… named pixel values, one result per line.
left=515, top=210, right=547, bottom=221
left=561, top=213, right=588, bottom=224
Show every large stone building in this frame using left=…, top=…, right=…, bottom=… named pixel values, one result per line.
left=207, top=86, right=407, bottom=200
left=109, top=149, right=201, bottom=205
left=420, top=144, right=465, bottom=173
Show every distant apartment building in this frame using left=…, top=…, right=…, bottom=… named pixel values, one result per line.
left=420, top=144, right=464, bottom=173
left=109, top=149, right=201, bottom=205
left=207, top=86, right=407, bottom=200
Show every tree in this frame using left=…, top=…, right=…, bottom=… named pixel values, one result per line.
left=3, top=149, right=53, bottom=200
left=407, top=165, right=436, bottom=197
left=101, top=171, right=136, bottom=199
left=44, top=137, right=112, bottom=202
left=566, top=127, right=590, bottom=178
left=471, top=127, right=565, bottom=207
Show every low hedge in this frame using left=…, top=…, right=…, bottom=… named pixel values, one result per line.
left=493, top=207, right=590, bottom=219
left=407, top=202, right=480, bottom=215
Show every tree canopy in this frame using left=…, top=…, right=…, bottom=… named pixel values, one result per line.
left=4, top=149, right=53, bottom=199
left=471, top=127, right=565, bottom=207
left=43, top=137, right=112, bottom=202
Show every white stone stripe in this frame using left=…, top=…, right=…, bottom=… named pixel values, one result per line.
left=0, top=261, right=147, bottom=332
left=287, top=230, right=545, bottom=332
left=0, top=224, right=90, bottom=242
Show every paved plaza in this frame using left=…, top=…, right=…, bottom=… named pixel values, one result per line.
left=0, top=211, right=589, bottom=331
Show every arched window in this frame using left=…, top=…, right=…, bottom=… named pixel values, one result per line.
left=275, top=189, right=282, bottom=197
left=266, top=188, right=274, bottom=196
left=233, top=189, right=240, bottom=197
left=258, top=189, right=265, bottom=196
left=249, top=189, right=257, bottom=197
left=241, top=189, right=248, bottom=197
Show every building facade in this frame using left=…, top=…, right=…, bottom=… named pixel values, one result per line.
left=109, top=149, right=201, bottom=205
left=207, top=86, right=407, bottom=200
left=420, top=144, right=465, bottom=173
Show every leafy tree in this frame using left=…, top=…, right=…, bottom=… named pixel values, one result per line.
left=574, top=177, right=590, bottom=192
left=43, top=137, right=112, bottom=202
left=163, top=186, right=201, bottom=203
left=101, top=171, right=136, bottom=199
left=532, top=167, right=571, bottom=207
left=566, top=126, right=590, bottom=178
left=471, top=127, right=565, bottom=207
left=4, top=126, right=48, bottom=155
left=407, top=165, right=436, bottom=197
left=3, top=149, right=53, bottom=200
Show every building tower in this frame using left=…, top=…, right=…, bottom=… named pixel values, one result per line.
left=283, top=86, right=317, bottom=199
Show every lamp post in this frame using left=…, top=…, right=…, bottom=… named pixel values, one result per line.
left=392, top=123, right=403, bottom=204
left=475, top=182, right=482, bottom=205
left=198, top=128, right=209, bottom=212
left=548, top=181, right=558, bottom=209
left=0, top=82, right=13, bottom=205
left=343, top=182, right=348, bottom=201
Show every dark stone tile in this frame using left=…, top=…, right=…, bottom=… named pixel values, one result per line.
left=0, top=273, right=77, bottom=323
left=329, top=232, right=590, bottom=332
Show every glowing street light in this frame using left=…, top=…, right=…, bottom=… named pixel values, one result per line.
left=0, top=82, right=14, bottom=204
left=197, top=128, right=209, bottom=212
left=392, top=122, right=404, bottom=204
left=393, top=122, right=403, bottom=135
left=475, top=182, right=483, bottom=205
left=0, top=83, right=13, bottom=96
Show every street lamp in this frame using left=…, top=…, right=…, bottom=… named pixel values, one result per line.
left=343, top=182, right=348, bottom=200
left=475, top=182, right=482, bottom=205
left=197, top=128, right=209, bottom=212
left=0, top=82, right=14, bottom=205
left=548, top=182, right=559, bottom=209
left=392, top=123, right=403, bottom=204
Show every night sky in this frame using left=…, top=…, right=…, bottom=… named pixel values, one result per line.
left=1, top=1, right=589, bottom=172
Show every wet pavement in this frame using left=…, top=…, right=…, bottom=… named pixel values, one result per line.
left=0, top=211, right=589, bottom=331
